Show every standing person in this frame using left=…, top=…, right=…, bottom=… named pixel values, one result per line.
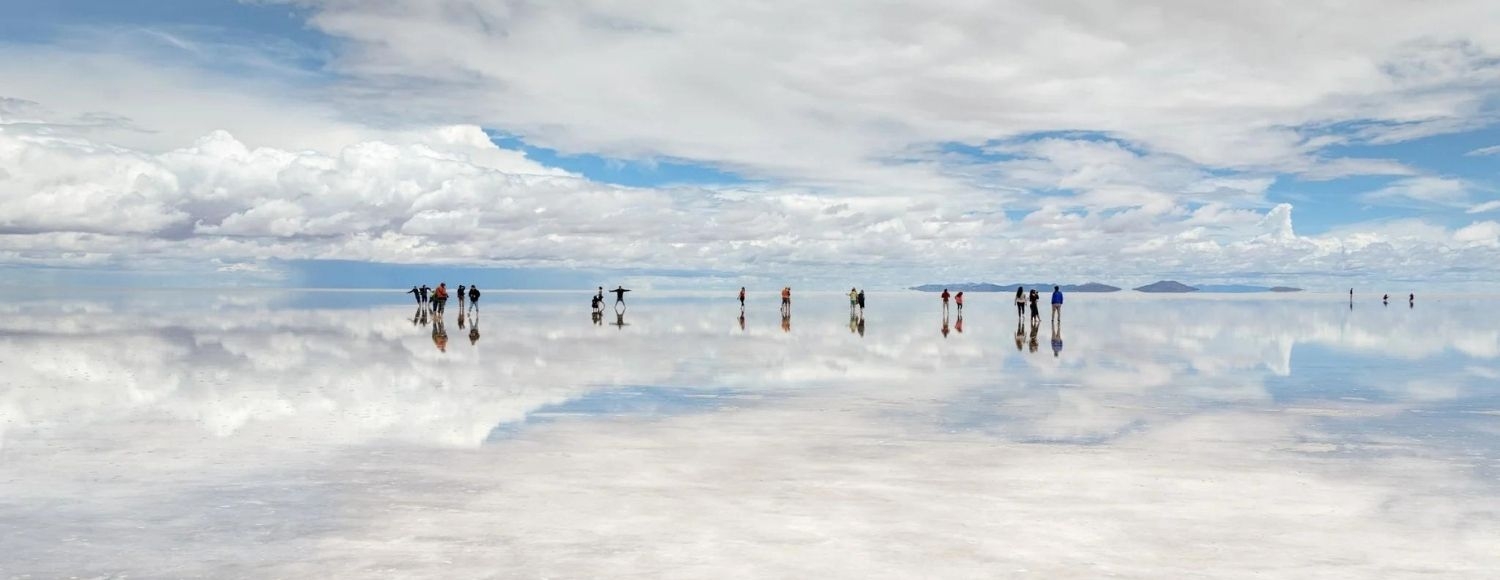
left=856, top=289, right=865, bottom=315
left=940, top=289, right=951, bottom=315
left=432, top=283, right=449, bottom=314
left=1050, top=285, right=1064, bottom=326
left=780, top=287, right=791, bottom=317
left=1383, top=293, right=1389, bottom=305
left=419, top=284, right=430, bottom=305
left=406, top=286, right=421, bottom=305
left=739, top=287, right=747, bottom=310
left=468, top=285, right=480, bottom=309
left=611, top=286, right=631, bottom=309
left=955, top=291, right=964, bottom=313
left=1014, top=286, right=1026, bottom=319
left=1409, top=293, right=1415, bottom=307
left=457, top=285, right=467, bottom=306
left=1028, top=288, right=1040, bottom=325
left=849, top=287, right=858, bottom=311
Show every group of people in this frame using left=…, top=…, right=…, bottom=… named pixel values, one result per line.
left=1353, top=289, right=1415, bottom=308
left=1013, top=286, right=1064, bottom=326
left=593, top=286, right=631, bottom=313
left=406, top=283, right=481, bottom=314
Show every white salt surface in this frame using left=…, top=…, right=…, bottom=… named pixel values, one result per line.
left=1, top=291, right=1497, bottom=578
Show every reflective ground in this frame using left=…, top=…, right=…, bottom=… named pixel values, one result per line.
left=2, top=290, right=1498, bottom=578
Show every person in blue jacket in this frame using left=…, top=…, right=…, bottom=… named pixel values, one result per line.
left=1050, top=285, right=1064, bottom=326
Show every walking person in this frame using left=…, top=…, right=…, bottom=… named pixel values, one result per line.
left=941, top=288, right=951, bottom=315
left=1050, top=285, right=1064, bottom=326
left=1014, top=286, right=1026, bottom=319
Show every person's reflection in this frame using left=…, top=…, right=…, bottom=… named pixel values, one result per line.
left=432, top=318, right=448, bottom=352
left=468, top=312, right=480, bottom=345
left=420, top=307, right=430, bottom=327
left=612, top=312, right=628, bottom=329
left=456, top=310, right=467, bottom=329
left=592, top=311, right=603, bottom=326
left=849, top=311, right=858, bottom=334
left=954, top=313, right=964, bottom=334
left=1051, top=327, right=1063, bottom=357
left=1015, top=320, right=1025, bottom=351
left=412, top=306, right=423, bottom=327
left=740, top=311, right=747, bottom=332
left=781, top=313, right=791, bottom=333
left=1028, top=319, right=1040, bottom=352
left=941, top=312, right=950, bottom=338
left=856, top=315, right=865, bottom=336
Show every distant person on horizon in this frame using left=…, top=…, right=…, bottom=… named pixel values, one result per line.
left=941, top=289, right=951, bottom=315
left=856, top=289, right=865, bottom=315
left=849, top=287, right=858, bottom=310
left=1410, top=293, right=1415, bottom=307
left=419, top=285, right=430, bottom=304
left=1383, top=293, right=1389, bottom=305
left=457, top=284, right=466, bottom=304
left=955, top=291, right=964, bottom=312
left=739, top=287, right=747, bottom=310
left=468, top=285, right=480, bottom=308
left=781, top=287, right=791, bottom=316
left=406, top=286, right=421, bottom=305
left=612, top=286, right=631, bottom=307
left=1028, top=289, right=1041, bottom=325
left=1051, top=285, right=1064, bottom=326
left=1015, top=286, right=1026, bottom=319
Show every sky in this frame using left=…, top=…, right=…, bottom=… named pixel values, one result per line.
left=1, top=0, right=1499, bottom=290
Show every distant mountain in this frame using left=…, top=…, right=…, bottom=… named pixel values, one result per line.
left=1269, top=286, right=1304, bottom=293
left=1134, top=280, right=1199, bottom=293
left=1067, top=282, right=1121, bottom=293
left=910, top=282, right=1120, bottom=293
left=910, top=283, right=1009, bottom=292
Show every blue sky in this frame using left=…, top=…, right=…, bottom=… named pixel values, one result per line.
left=2, top=0, right=1499, bottom=289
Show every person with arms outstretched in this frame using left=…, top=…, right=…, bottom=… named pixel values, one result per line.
left=406, top=286, right=421, bottom=305
left=611, top=286, right=631, bottom=308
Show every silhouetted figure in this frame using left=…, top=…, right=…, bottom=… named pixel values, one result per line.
left=611, top=286, right=630, bottom=310
left=1014, top=286, right=1026, bottom=319
left=1051, top=328, right=1063, bottom=358
left=419, top=285, right=430, bottom=304
left=406, top=286, right=422, bottom=304
left=594, top=287, right=605, bottom=312
left=739, top=287, right=747, bottom=311
left=457, top=285, right=467, bottom=305
left=856, top=289, right=865, bottom=315
left=1028, top=289, right=1041, bottom=325
left=1383, top=293, right=1389, bottom=305
left=1410, top=293, right=1415, bottom=308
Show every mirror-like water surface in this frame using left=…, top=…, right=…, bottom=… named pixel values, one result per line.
left=3, top=291, right=1498, bottom=578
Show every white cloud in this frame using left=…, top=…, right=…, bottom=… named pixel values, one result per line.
left=1468, top=145, right=1500, bottom=156
left=1364, top=176, right=1471, bottom=205
left=1468, top=200, right=1500, bottom=214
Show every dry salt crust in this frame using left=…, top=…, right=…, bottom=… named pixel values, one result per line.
left=1, top=291, right=1498, bottom=578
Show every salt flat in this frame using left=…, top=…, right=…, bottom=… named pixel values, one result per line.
left=2, top=291, right=1497, bottom=578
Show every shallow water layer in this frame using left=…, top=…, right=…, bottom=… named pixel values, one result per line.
left=2, top=290, right=1498, bottom=578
